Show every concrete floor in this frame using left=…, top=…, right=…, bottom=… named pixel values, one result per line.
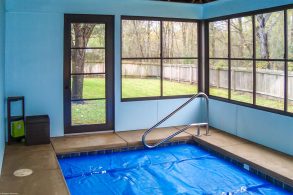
left=0, top=126, right=292, bottom=194
left=0, top=144, right=69, bottom=195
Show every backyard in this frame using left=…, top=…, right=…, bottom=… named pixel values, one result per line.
left=72, top=77, right=198, bottom=125
left=72, top=77, right=293, bottom=125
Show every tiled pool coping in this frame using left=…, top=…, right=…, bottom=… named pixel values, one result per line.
left=56, top=140, right=191, bottom=159
left=56, top=139, right=293, bottom=193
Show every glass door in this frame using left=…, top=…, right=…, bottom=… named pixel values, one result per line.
left=64, top=15, right=114, bottom=134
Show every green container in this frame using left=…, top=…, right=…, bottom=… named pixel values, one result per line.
left=11, top=120, right=25, bottom=138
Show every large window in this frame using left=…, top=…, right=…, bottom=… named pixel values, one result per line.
left=122, top=17, right=198, bottom=100
left=208, top=7, right=293, bottom=115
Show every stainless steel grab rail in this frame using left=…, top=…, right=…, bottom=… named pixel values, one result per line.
left=142, top=92, right=209, bottom=149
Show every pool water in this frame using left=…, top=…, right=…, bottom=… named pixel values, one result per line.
left=58, top=144, right=290, bottom=195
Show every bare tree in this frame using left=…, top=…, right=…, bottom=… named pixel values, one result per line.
left=147, top=21, right=151, bottom=58
left=256, top=14, right=271, bottom=68
left=209, top=23, right=216, bottom=58
left=133, top=21, right=145, bottom=58
left=231, top=18, right=252, bottom=58
left=181, top=23, right=187, bottom=57
left=291, top=14, right=293, bottom=44
left=71, top=24, right=96, bottom=100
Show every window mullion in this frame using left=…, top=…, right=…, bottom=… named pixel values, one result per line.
left=205, top=21, right=210, bottom=96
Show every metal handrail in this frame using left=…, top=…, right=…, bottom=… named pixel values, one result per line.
left=142, top=92, right=209, bottom=149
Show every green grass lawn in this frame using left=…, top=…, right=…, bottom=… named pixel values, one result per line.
left=72, top=78, right=292, bottom=125
left=78, top=77, right=105, bottom=99
left=122, top=78, right=198, bottom=98
left=72, top=100, right=106, bottom=125
left=71, top=77, right=106, bottom=125
left=289, top=102, right=293, bottom=113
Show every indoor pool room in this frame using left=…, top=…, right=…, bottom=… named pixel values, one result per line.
left=0, top=0, right=293, bottom=195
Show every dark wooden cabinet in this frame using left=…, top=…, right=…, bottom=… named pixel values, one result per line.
left=25, top=115, right=50, bottom=146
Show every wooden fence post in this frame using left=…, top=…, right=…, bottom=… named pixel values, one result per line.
left=217, top=69, right=220, bottom=88
left=190, top=66, right=192, bottom=84
left=178, top=65, right=180, bottom=82
left=232, top=69, right=236, bottom=91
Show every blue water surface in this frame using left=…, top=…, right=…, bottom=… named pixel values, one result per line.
left=58, top=144, right=290, bottom=195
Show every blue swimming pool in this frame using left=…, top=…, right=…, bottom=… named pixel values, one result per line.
left=58, top=144, right=290, bottom=195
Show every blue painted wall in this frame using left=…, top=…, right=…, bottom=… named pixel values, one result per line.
left=205, top=0, right=293, bottom=155
left=0, top=0, right=5, bottom=174
left=5, top=0, right=203, bottom=137
left=203, top=0, right=293, bottom=19
left=209, top=100, right=293, bottom=155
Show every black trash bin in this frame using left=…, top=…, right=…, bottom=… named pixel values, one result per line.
left=25, top=115, right=50, bottom=146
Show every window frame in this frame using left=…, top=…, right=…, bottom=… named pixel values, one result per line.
left=205, top=4, right=293, bottom=117
left=121, top=16, right=201, bottom=102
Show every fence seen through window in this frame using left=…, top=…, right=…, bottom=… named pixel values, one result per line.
left=209, top=8, right=293, bottom=114
left=121, top=17, right=198, bottom=100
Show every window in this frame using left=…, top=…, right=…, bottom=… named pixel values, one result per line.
left=209, top=21, right=229, bottom=98
left=121, top=17, right=198, bottom=100
left=230, top=16, right=253, bottom=104
left=208, top=6, right=293, bottom=115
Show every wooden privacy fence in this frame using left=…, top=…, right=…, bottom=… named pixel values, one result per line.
left=84, top=63, right=198, bottom=83
left=84, top=63, right=293, bottom=100
left=122, top=63, right=198, bottom=84
left=210, top=68, right=293, bottom=100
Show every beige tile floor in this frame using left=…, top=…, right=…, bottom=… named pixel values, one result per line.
left=0, top=126, right=292, bottom=194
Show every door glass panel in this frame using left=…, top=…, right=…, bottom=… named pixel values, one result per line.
left=71, top=23, right=105, bottom=48
left=71, top=100, right=106, bottom=125
left=71, top=75, right=105, bottom=100
left=70, top=22, right=107, bottom=126
left=71, top=49, right=105, bottom=74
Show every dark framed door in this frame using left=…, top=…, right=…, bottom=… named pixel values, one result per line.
left=64, top=14, right=114, bottom=134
